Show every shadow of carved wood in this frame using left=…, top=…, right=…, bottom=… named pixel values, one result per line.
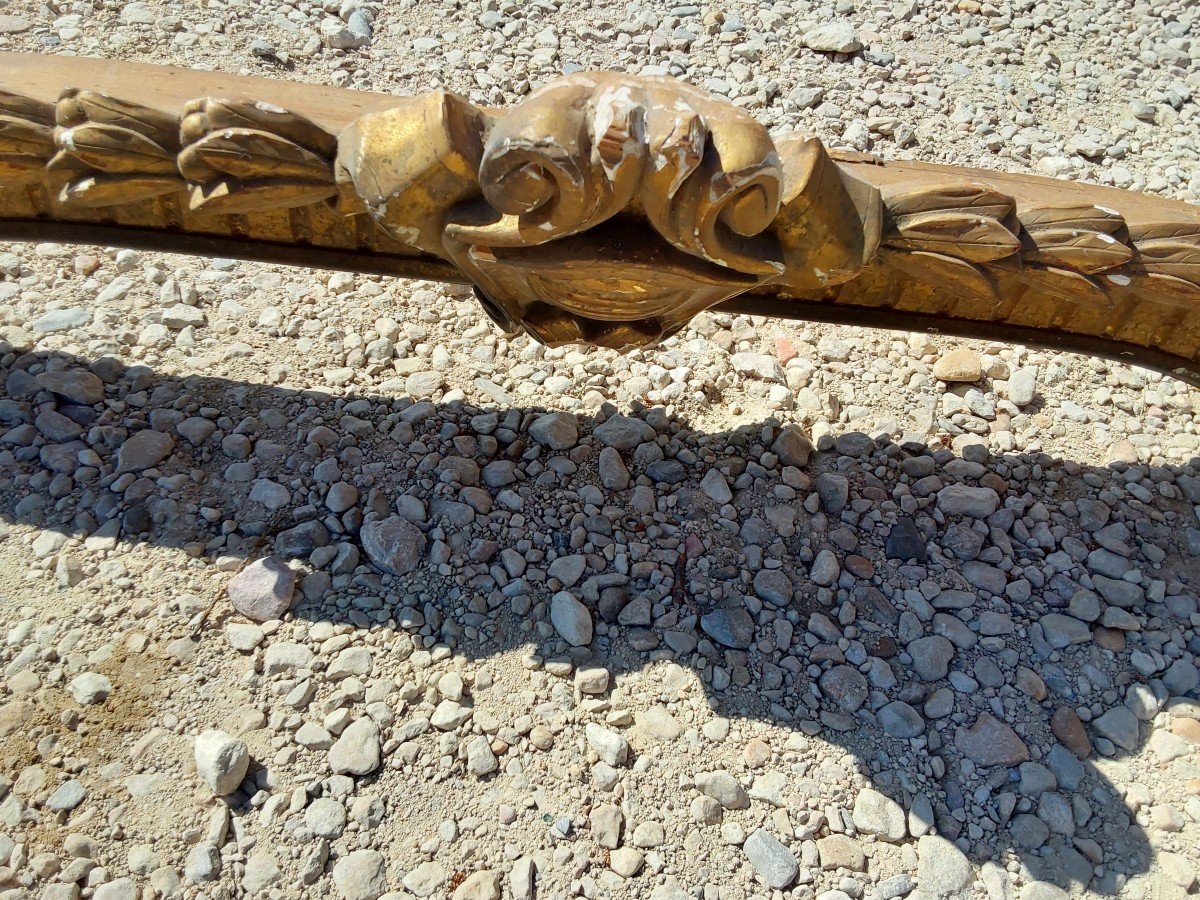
left=0, top=53, right=1198, bottom=384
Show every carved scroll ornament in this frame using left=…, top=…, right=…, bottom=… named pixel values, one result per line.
left=0, top=53, right=1198, bottom=383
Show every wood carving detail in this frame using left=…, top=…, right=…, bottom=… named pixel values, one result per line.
left=0, top=61, right=1198, bottom=375
left=179, top=98, right=338, bottom=215
left=0, top=89, right=55, bottom=186
left=49, top=90, right=183, bottom=208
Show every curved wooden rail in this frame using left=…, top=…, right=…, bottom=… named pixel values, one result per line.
left=0, top=53, right=1197, bottom=385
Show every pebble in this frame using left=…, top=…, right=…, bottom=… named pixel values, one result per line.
left=529, top=412, right=578, bottom=450
left=193, top=730, right=249, bottom=795
left=333, top=849, right=388, bottom=900
left=743, top=828, right=799, bottom=889
left=932, top=348, right=983, bottom=382
left=550, top=592, right=593, bottom=646
left=593, top=414, right=654, bottom=449
left=955, top=713, right=1030, bottom=766
left=916, top=835, right=973, bottom=895
left=852, top=788, right=907, bottom=841
left=360, top=516, right=426, bottom=575
left=227, top=557, right=295, bottom=621
left=453, top=870, right=501, bottom=900
left=700, top=608, right=755, bottom=650
left=878, top=701, right=925, bottom=738
left=936, top=484, right=1000, bottom=518
left=67, top=672, right=112, bottom=705
left=115, top=430, right=174, bottom=473
left=329, top=718, right=381, bottom=775
left=1093, top=706, right=1139, bottom=751
left=771, top=425, right=814, bottom=467
left=802, top=21, right=862, bottom=53
left=45, top=780, right=86, bottom=812
left=696, top=770, right=749, bottom=809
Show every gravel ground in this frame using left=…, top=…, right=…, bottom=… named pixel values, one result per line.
left=1, top=2, right=1200, bottom=900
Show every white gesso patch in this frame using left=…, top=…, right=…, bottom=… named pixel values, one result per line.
left=1107, top=274, right=1132, bottom=286
left=254, top=101, right=287, bottom=115
left=392, top=225, right=420, bottom=245
left=1095, top=205, right=1121, bottom=217
left=1097, top=233, right=1118, bottom=244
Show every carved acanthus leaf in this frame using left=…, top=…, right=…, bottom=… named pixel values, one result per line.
left=0, top=90, right=56, bottom=185
left=48, top=90, right=183, bottom=207
left=1019, top=204, right=1132, bottom=274
left=884, top=182, right=1019, bottom=263
left=179, top=98, right=337, bottom=215
left=1128, top=223, right=1200, bottom=287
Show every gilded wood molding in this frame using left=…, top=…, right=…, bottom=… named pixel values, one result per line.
left=0, top=53, right=1198, bottom=384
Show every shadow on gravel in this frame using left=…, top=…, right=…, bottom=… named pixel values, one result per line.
left=5, top=348, right=1198, bottom=895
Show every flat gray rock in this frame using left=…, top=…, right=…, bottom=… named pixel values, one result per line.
left=852, top=788, right=907, bottom=841
left=116, top=430, right=175, bottom=473
left=955, top=713, right=1030, bottom=766
left=550, top=592, right=592, bottom=646
left=360, top=516, right=426, bottom=575
left=742, top=828, right=798, bottom=889
left=700, top=608, right=754, bottom=650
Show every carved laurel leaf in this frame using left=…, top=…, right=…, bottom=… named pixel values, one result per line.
left=179, top=127, right=337, bottom=215
left=55, top=123, right=177, bottom=175
left=887, top=183, right=1015, bottom=222
left=0, top=90, right=56, bottom=126
left=180, top=129, right=332, bottom=181
left=56, top=90, right=179, bottom=150
left=1130, top=223, right=1200, bottom=287
left=1019, top=204, right=1132, bottom=274
left=886, top=211, right=1021, bottom=262
left=47, top=91, right=183, bottom=207
left=179, top=100, right=337, bottom=216
left=56, top=174, right=184, bottom=208
left=884, top=182, right=1019, bottom=265
left=0, top=114, right=56, bottom=185
left=1131, top=272, right=1200, bottom=310
left=1011, top=265, right=1111, bottom=309
left=1022, top=227, right=1133, bottom=274
left=0, top=91, right=56, bottom=185
left=181, top=98, right=336, bottom=159
left=185, top=180, right=340, bottom=216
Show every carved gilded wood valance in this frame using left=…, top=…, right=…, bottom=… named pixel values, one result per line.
left=1, top=53, right=1198, bottom=384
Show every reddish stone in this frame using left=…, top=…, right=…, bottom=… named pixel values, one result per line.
left=1171, top=718, right=1200, bottom=746
left=1093, top=627, right=1125, bottom=652
left=774, top=336, right=797, bottom=364
left=743, top=737, right=771, bottom=768
left=74, top=254, right=101, bottom=276
left=844, top=555, right=875, bottom=579
left=863, top=634, right=898, bottom=658
left=1051, top=707, right=1093, bottom=759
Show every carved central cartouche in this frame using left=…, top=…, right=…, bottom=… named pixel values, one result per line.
left=336, top=73, right=879, bottom=348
